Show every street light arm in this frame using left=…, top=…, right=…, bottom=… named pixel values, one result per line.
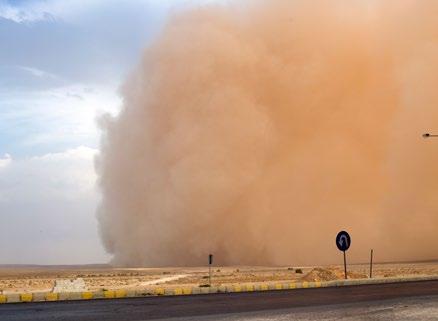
left=423, top=133, right=438, bottom=138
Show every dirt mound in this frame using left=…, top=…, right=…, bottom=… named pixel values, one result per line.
left=302, top=267, right=368, bottom=282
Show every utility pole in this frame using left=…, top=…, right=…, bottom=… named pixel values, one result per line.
left=208, top=254, right=213, bottom=287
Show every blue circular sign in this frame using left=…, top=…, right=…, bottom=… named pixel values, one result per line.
left=336, top=231, right=351, bottom=252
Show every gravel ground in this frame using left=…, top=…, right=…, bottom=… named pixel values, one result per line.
left=2, top=262, right=438, bottom=294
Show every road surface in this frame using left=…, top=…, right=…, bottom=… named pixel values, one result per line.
left=164, top=296, right=438, bottom=321
left=1, top=280, right=438, bottom=321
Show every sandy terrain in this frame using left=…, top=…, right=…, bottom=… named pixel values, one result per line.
left=1, top=262, right=438, bottom=294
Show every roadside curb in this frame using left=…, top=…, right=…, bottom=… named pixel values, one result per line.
left=2, top=275, right=438, bottom=304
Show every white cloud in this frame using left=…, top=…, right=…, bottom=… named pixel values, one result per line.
left=0, top=146, right=110, bottom=264
left=0, top=153, right=11, bottom=169
left=0, top=0, right=99, bottom=23
left=0, top=0, right=147, bottom=23
left=17, top=66, right=59, bottom=79
left=0, top=0, right=224, bottom=24
left=0, top=1, right=55, bottom=23
left=0, top=146, right=98, bottom=202
left=0, top=83, right=121, bottom=152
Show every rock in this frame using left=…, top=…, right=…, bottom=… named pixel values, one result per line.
left=53, top=278, right=87, bottom=293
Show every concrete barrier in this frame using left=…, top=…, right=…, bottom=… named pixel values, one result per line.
left=260, top=284, right=269, bottom=291
left=191, top=287, right=201, bottom=295
left=115, top=290, right=127, bottom=298
left=6, top=294, right=20, bottom=303
left=199, top=287, right=210, bottom=294
left=246, top=284, right=254, bottom=292
left=3, top=275, right=438, bottom=304
left=45, top=293, right=59, bottom=301
left=154, top=288, right=165, bottom=296
left=103, top=290, right=115, bottom=299
left=20, top=293, right=32, bottom=303
left=182, top=288, right=192, bottom=295
left=126, top=290, right=137, bottom=298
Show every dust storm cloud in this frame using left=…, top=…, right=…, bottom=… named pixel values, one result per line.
left=96, top=1, right=438, bottom=267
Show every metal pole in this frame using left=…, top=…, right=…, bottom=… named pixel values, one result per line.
left=370, top=249, right=374, bottom=278
left=209, top=264, right=211, bottom=287
left=343, top=251, right=347, bottom=279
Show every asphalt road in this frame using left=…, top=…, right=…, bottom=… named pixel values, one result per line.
left=2, top=281, right=438, bottom=321
left=166, top=295, right=438, bottom=321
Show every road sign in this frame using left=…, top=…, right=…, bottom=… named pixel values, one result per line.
left=336, top=231, right=351, bottom=252
left=336, top=231, right=351, bottom=280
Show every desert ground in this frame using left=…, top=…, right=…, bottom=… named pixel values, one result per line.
left=1, top=262, right=438, bottom=294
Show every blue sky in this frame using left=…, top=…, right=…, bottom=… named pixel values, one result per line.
left=0, top=0, right=174, bottom=158
left=0, top=0, right=216, bottom=264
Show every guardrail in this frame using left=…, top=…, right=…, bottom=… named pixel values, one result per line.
left=1, top=275, right=438, bottom=304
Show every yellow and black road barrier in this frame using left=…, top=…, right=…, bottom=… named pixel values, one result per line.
left=1, top=275, right=437, bottom=304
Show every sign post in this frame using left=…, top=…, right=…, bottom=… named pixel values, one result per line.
left=208, top=254, right=213, bottom=287
left=336, top=231, right=351, bottom=280
left=370, top=249, right=374, bottom=278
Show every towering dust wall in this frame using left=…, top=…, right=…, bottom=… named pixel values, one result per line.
left=96, top=1, right=438, bottom=267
